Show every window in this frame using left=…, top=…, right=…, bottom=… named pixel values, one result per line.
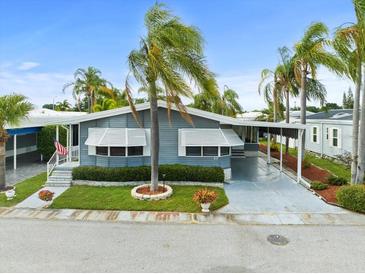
left=96, top=146, right=108, bottom=156
left=312, top=126, right=318, bottom=143
left=332, top=128, right=338, bottom=147
left=220, top=147, right=230, bottom=156
left=127, top=146, right=143, bottom=156
left=203, top=146, right=218, bottom=156
left=186, top=147, right=202, bottom=156
left=110, top=147, right=126, bottom=156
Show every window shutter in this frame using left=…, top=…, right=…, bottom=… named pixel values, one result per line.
left=178, top=129, right=185, bottom=156
left=328, top=128, right=333, bottom=147
left=143, top=129, right=151, bottom=156
left=337, top=128, right=342, bottom=149
left=88, top=145, right=96, bottom=155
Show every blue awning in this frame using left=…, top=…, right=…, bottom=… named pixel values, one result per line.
left=6, top=127, right=42, bottom=136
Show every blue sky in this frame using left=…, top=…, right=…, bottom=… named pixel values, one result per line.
left=0, top=0, right=356, bottom=110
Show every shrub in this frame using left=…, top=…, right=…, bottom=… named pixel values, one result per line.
left=192, top=188, right=218, bottom=204
left=303, top=154, right=312, bottom=169
left=72, top=164, right=224, bottom=183
left=336, top=185, right=365, bottom=213
left=38, top=190, right=54, bottom=201
left=37, top=126, right=67, bottom=161
left=270, top=143, right=279, bottom=152
left=327, top=175, right=348, bottom=186
left=310, top=181, right=328, bottom=190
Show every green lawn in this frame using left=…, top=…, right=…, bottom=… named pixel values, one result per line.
left=50, top=185, right=229, bottom=212
left=260, top=140, right=351, bottom=180
left=0, top=173, right=46, bottom=207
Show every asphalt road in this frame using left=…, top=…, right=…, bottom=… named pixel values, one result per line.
left=0, top=218, right=364, bottom=272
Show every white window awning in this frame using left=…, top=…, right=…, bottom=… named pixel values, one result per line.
left=179, top=128, right=244, bottom=147
left=85, top=128, right=147, bottom=147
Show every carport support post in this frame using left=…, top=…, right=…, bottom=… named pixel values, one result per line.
left=56, top=125, right=59, bottom=165
left=280, top=128, right=283, bottom=172
left=69, top=124, right=73, bottom=162
left=13, top=134, right=17, bottom=170
left=297, top=129, right=303, bottom=183
left=267, top=128, right=271, bottom=164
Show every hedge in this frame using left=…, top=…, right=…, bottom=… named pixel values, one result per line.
left=72, top=164, right=224, bottom=183
left=336, top=185, right=365, bottom=213
left=37, top=126, right=67, bottom=161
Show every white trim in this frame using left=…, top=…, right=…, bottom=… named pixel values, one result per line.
left=47, top=101, right=307, bottom=130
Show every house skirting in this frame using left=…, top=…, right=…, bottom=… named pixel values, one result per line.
left=72, top=180, right=224, bottom=188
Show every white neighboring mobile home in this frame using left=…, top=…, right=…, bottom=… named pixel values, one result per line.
left=282, top=109, right=353, bottom=158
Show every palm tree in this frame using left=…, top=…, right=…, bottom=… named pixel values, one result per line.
left=191, top=85, right=242, bottom=117
left=63, top=67, right=113, bottom=113
left=258, top=68, right=281, bottom=122
left=293, top=22, right=345, bottom=158
left=333, top=0, right=365, bottom=183
left=93, top=88, right=129, bottom=112
left=126, top=3, right=216, bottom=191
left=0, top=94, right=33, bottom=190
left=55, top=100, right=72, bottom=111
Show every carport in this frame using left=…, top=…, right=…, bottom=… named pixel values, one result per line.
left=231, top=120, right=306, bottom=185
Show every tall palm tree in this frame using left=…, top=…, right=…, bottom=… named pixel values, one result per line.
left=258, top=68, right=281, bottom=122
left=126, top=3, right=216, bottom=191
left=221, top=86, right=243, bottom=117
left=293, top=22, right=345, bottom=158
left=0, top=94, right=33, bottom=190
left=333, top=0, right=365, bottom=183
left=275, top=47, right=299, bottom=153
left=63, top=67, right=113, bottom=113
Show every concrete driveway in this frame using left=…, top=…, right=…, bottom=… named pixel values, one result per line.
left=219, top=157, right=345, bottom=213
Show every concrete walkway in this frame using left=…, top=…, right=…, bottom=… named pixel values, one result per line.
left=15, top=187, right=69, bottom=209
left=1, top=207, right=364, bottom=225
left=219, top=157, right=345, bottom=214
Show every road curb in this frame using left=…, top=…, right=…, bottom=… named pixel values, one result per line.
left=0, top=207, right=364, bottom=226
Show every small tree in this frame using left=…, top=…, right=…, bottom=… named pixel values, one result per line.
left=0, top=94, right=33, bottom=190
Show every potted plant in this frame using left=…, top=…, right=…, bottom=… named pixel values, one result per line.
left=193, top=188, right=218, bottom=213
left=38, top=190, right=54, bottom=201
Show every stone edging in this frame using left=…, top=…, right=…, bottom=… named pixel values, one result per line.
left=72, top=180, right=224, bottom=188
left=131, top=184, right=173, bottom=200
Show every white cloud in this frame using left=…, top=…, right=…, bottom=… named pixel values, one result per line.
left=0, top=66, right=73, bottom=107
left=17, top=62, right=40, bottom=71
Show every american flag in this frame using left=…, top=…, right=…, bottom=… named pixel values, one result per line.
left=54, top=140, right=68, bottom=156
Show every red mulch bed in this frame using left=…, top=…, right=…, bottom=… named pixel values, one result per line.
left=136, top=186, right=167, bottom=195
left=259, top=144, right=338, bottom=204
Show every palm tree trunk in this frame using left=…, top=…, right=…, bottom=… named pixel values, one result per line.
left=351, top=62, right=362, bottom=183
left=300, top=67, right=307, bottom=160
left=149, top=82, right=159, bottom=192
left=0, top=141, right=6, bottom=190
left=285, top=89, right=290, bottom=154
left=355, top=64, right=365, bottom=184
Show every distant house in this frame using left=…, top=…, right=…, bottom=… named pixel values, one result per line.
left=281, top=109, right=353, bottom=158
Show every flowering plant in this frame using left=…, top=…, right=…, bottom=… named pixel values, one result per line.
left=38, top=190, right=54, bottom=201
left=192, top=188, right=217, bottom=204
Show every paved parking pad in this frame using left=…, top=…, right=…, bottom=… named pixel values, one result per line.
left=219, top=157, right=345, bottom=214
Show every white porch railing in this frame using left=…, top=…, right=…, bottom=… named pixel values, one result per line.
left=46, top=146, right=79, bottom=180
left=70, top=146, right=79, bottom=161
left=47, top=151, right=67, bottom=180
